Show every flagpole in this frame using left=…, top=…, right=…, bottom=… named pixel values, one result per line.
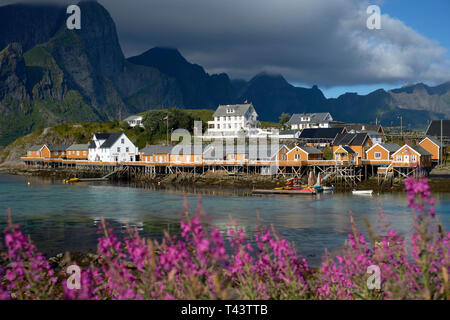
left=166, top=115, right=169, bottom=146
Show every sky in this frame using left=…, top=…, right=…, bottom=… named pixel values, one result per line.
left=2, top=0, right=450, bottom=98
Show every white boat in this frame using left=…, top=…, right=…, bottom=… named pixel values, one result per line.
left=322, top=185, right=335, bottom=192
left=352, top=190, right=373, bottom=195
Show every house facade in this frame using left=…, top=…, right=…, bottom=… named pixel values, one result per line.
left=332, top=133, right=373, bottom=160
left=391, top=145, right=432, bottom=167
left=140, top=145, right=172, bottom=164
left=88, top=133, right=139, bottom=163
left=286, top=113, right=335, bottom=130
left=419, top=137, right=446, bottom=163
left=365, top=143, right=400, bottom=163
left=206, top=104, right=260, bottom=137
left=27, top=145, right=47, bottom=158
left=124, top=115, right=144, bottom=128
left=286, top=146, right=323, bottom=162
left=66, top=144, right=89, bottom=160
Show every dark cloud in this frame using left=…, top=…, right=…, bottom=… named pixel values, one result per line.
left=3, top=0, right=450, bottom=87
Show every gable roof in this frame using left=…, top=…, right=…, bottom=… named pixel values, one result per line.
left=393, top=144, right=432, bottom=157
left=333, top=133, right=369, bottom=146
left=66, top=144, right=89, bottom=151
left=421, top=136, right=444, bottom=148
left=140, top=145, right=174, bottom=155
left=335, top=145, right=356, bottom=154
left=279, top=130, right=299, bottom=135
left=124, top=115, right=143, bottom=121
left=344, top=123, right=383, bottom=133
left=299, top=127, right=345, bottom=139
left=425, top=120, right=450, bottom=138
left=366, top=143, right=400, bottom=155
left=213, top=104, right=255, bottom=117
left=48, top=144, right=70, bottom=152
left=286, top=113, right=332, bottom=125
left=98, top=133, right=124, bottom=148
left=28, top=145, right=44, bottom=151
left=411, top=145, right=432, bottom=156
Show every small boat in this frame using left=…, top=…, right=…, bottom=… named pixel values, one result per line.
left=311, top=186, right=324, bottom=193
left=64, top=178, right=79, bottom=184
left=322, top=185, right=335, bottom=192
left=352, top=190, right=373, bottom=195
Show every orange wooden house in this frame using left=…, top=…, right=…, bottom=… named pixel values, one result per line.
left=46, top=145, right=70, bottom=159
left=419, top=137, right=447, bottom=163
left=332, top=132, right=373, bottom=160
left=333, top=145, right=357, bottom=162
left=27, top=145, right=49, bottom=158
left=170, top=145, right=203, bottom=164
left=391, top=144, right=432, bottom=168
left=286, top=145, right=323, bottom=163
left=66, top=144, right=89, bottom=160
left=365, top=143, right=401, bottom=164
left=140, top=145, right=173, bottom=164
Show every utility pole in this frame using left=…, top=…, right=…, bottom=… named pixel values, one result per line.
left=441, top=119, right=443, bottom=165
left=400, top=116, right=403, bottom=140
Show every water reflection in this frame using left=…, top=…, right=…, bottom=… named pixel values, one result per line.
left=0, top=173, right=449, bottom=266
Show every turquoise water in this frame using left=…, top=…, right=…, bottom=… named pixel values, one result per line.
left=0, top=173, right=449, bottom=265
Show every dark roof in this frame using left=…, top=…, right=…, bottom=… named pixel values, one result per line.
left=344, top=123, right=382, bottom=133
left=48, top=144, right=70, bottom=152
left=88, top=142, right=96, bottom=149
left=213, top=104, right=255, bottom=117
left=98, top=133, right=123, bottom=148
left=286, top=113, right=332, bottom=125
left=297, top=146, right=322, bottom=154
left=94, top=133, right=112, bottom=140
left=29, top=145, right=44, bottom=151
left=170, top=144, right=204, bottom=155
left=66, top=144, right=89, bottom=151
left=299, top=127, right=345, bottom=139
left=333, top=133, right=368, bottom=146
left=411, top=145, right=432, bottom=156
left=279, top=130, right=299, bottom=135
left=379, top=143, right=401, bottom=153
left=425, top=120, right=450, bottom=138
left=140, top=145, right=173, bottom=155
left=335, top=145, right=356, bottom=154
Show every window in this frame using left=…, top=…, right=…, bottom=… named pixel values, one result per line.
left=176, top=156, right=180, bottom=162
left=55, top=152, right=58, bottom=155
left=126, top=147, right=129, bottom=152
left=374, top=152, right=381, bottom=159
left=150, top=156, right=153, bottom=162
left=77, top=151, right=80, bottom=156
left=117, top=147, right=121, bottom=152
left=121, top=139, right=124, bottom=144
left=396, top=155, right=401, bottom=161
left=411, top=155, right=417, bottom=162
left=294, top=154, right=300, bottom=161
left=83, top=151, right=86, bottom=155
left=195, top=156, right=200, bottom=162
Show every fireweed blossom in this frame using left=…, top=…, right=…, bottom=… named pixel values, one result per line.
left=0, top=178, right=449, bottom=300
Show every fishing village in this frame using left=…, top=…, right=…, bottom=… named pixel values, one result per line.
left=17, top=104, right=449, bottom=194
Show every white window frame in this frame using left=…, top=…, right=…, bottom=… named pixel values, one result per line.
left=374, top=152, right=381, bottom=159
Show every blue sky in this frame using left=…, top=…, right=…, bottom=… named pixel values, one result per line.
left=321, top=0, right=450, bottom=98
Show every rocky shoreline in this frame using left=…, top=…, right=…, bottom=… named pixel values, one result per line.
left=1, top=164, right=449, bottom=193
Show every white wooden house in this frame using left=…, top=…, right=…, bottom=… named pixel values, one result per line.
left=88, top=133, right=139, bottom=162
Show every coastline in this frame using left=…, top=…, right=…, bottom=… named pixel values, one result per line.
left=1, top=163, right=449, bottom=193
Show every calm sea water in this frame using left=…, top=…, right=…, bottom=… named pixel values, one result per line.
left=0, top=173, right=449, bottom=265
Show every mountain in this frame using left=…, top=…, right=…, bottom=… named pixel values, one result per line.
left=389, top=82, right=450, bottom=118
left=0, top=1, right=182, bottom=146
left=128, top=47, right=235, bottom=108
left=0, top=1, right=448, bottom=147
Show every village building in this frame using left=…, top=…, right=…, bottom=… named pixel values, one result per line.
left=205, top=104, right=260, bottom=138
left=332, top=132, right=373, bottom=160
left=140, top=145, right=172, bottom=164
left=285, top=113, right=337, bottom=130
left=334, top=145, right=357, bottom=162
left=391, top=145, right=432, bottom=167
left=66, top=144, right=89, bottom=160
left=286, top=145, right=323, bottom=162
left=277, top=130, right=301, bottom=140
left=48, top=145, right=70, bottom=159
left=170, top=144, right=204, bottom=164
left=27, top=145, right=48, bottom=158
left=418, top=136, right=447, bottom=163
left=365, top=143, right=401, bottom=163
left=88, top=133, right=139, bottom=163
left=298, top=127, right=347, bottom=148
left=124, top=115, right=144, bottom=128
